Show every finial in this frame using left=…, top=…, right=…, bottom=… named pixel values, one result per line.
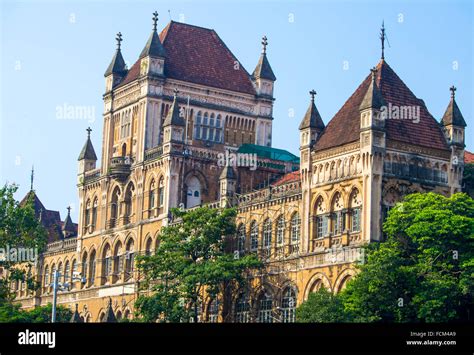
left=309, top=89, right=316, bottom=103
left=115, top=32, right=123, bottom=50
left=67, top=206, right=71, bottom=216
left=86, top=127, right=92, bottom=139
left=450, top=85, right=456, bottom=99
left=30, top=165, right=34, bottom=191
left=152, top=11, right=159, bottom=31
left=173, top=88, right=179, bottom=99
left=380, top=21, right=385, bottom=60
left=261, top=35, right=268, bottom=54
left=370, top=67, right=377, bottom=82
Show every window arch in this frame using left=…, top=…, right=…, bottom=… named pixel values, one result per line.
left=331, top=192, right=344, bottom=236
left=281, top=287, right=297, bottom=323
left=102, top=244, right=112, bottom=284
left=290, top=213, right=301, bottom=254
left=123, top=183, right=135, bottom=224
left=89, top=250, right=96, bottom=286
left=145, top=237, right=153, bottom=256
left=262, top=218, right=272, bottom=258
left=113, top=241, right=123, bottom=283
left=257, top=291, right=273, bottom=323
left=64, top=261, right=70, bottom=285
left=349, top=189, right=362, bottom=232
left=71, top=259, right=78, bottom=288
left=149, top=179, right=156, bottom=213
left=250, top=221, right=258, bottom=252
left=125, top=239, right=135, bottom=280
left=85, top=199, right=91, bottom=231
left=57, top=262, right=63, bottom=285
left=81, top=253, right=88, bottom=288
left=44, top=265, right=49, bottom=288
left=158, top=177, right=165, bottom=213
left=236, top=224, right=246, bottom=255
left=91, top=198, right=98, bottom=231
left=314, top=197, right=328, bottom=239
left=276, top=216, right=285, bottom=246
left=235, top=293, right=250, bottom=323
left=50, top=264, right=56, bottom=289
left=110, top=187, right=120, bottom=228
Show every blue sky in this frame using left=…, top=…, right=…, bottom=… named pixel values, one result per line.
left=1, top=0, right=472, bottom=222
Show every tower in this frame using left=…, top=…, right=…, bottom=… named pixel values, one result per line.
left=441, top=86, right=467, bottom=194
left=219, top=166, right=237, bottom=208
left=299, top=90, right=324, bottom=253
left=77, top=127, right=98, bottom=183
left=139, top=11, right=166, bottom=77
left=104, top=32, right=127, bottom=93
left=359, top=67, right=386, bottom=242
left=252, top=36, right=276, bottom=147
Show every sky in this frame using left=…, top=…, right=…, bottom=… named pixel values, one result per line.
left=1, top=0, right=472, bottom=222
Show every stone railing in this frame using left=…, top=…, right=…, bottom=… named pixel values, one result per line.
left=46, top=237, right=78, bottom=253
left=144, top=145, right=164, bottom=161
left=83, top=168, right=101, bottom=183
left=237, top=180, right=301, bottom=208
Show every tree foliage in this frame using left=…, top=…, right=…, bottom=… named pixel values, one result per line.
left=296, top=192, right=474, bottom=323
left=0, top=184, right=47, bottom=305
left=296, top=287, right=348, bottom=322
left=135, top=207, right=262, bottom=322
left=0, top=302, right=72, bottom=323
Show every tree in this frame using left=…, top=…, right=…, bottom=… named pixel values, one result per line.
left=135, top=207, right=262, bottom=322
left=0, top=184, right=47, bottom=304
left=295, top=192, right=474, bottom=323
left=463, top=163, right=474, bottom=198
left=0, top=302, right=72, bottom=323
left=343, top=192, right=474, bottom=322
left=296, top=287, right=347, bottom=322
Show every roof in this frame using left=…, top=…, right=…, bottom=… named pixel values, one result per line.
left=78, top=137, right=97, bottom=161
left=299, top=99, right=325, bottom=130
left=465, top=151, right=474, bottom=164
left=252, top=53, right=276, bottom=81
left=272, top=170, right=300, bottom=186
left=20, top=191, right=64, bottom=243
left=237, top=144, right=300, bottom=163
left=104, top=49, right=127, bottom=77
left=314, top=60, right=449, bottom=151
left=163, top=94, right=185, bottom=127
left=117, top=21, right=256, bottom=95
left=139, top=30, right=166, bottom=59
left=441, top=96, right=467, bottom=127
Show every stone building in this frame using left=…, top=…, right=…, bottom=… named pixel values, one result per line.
left=10, top=14, right=467, bottom=322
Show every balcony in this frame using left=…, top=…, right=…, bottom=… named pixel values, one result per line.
left=109, top=156, right=132, bottom=179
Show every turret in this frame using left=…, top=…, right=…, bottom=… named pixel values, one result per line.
left=299, top=89, right=324, bottom=148
left=252, top=35, right=276, bottom=97
left=139, top=11, right=166, bottom=77
left=219, top=165, right=237, bottom=208
left=104, top=32, right=127, bottom=93
left=162, top=89, right=186, bottom=147
left=62, top=206, right=76, bottom=238
left=77, top=127, right=97, bottom=183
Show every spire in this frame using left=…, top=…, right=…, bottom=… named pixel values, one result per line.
left=78, top=127, right=98, bottom=161
left=441, top=85, right=466, bottom=127
left=62, top=206, right=75, bottom=236
left=104, top=32, right=127, bottom=77
left=299, top=90, right=325, bottom=130
left=30, top=165, right=34, bottom=191
left=139, top=11, right=166, bottom=59
left=380, top=21, right=386, bottom=60
left=252, top=35, right=276, bottom=81
left=219, top=165, right=237, bottom=180
left=70, top=304, right=83, bottom=323
left=359, top=67, right=385, bottom=111
left=163, top=89, right=185, bottom=127
left=102, top=297, right=117, bottom=323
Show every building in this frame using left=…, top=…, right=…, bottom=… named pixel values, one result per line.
left=11, top=15, right=467, bottom=322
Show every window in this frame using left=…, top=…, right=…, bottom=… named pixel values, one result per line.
left=125, top=240, right=135, bottom=279
left=276, top=216, right=285, bottom=245
left=237, top=224, right=246, bottom=254
left=281, top=288, right=296, bottom=323
left=64, top=261, right=70, bottom=285
left=332, top=211, right=344, bottom=235
left=145, top=238, right=153, bottom=256
left=208, top=299, right=219, bottom=323
left=103, top=246, right=112, bottom=279
left=257, top=293, right=273, bottom=323
left=89, top=251, right=96, bottom=285
left=92, top=198, right=98, bottom=230
left=44, top=266, right=49, bottom=287
left=263, top=219, right=272, bottom=254
left=149, top=180, right=156, bottom=210
left=81, top=255, right=88, bottom=286
left=235, top=293, right=250, bottom=323
left=250, top=221, right=258, bottom=251
left=158, top=177, right=165, bottom=208
left=316, top=215, right=329, bottom=238
left=290, top=213, right=301, bottom=252
left=193, top=111, right=223, bottom=143
left=120, top=111, right=131, bottom=138
left=85, top=200, right=91, bottom=227
left=71, top=260, right=78, bottom=286
left=351, top=208, right=361, bottom=232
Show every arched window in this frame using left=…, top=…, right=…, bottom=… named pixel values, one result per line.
left=120, top=110, right=131, bottom=138
left=92, top=198, right=98, bottom=231
left=263, top=218, right=272, bottom=258
left=250, top=221, right=258, bottom=252
left=50, top=264, right=56, bottom=287
left=64, top=261, right=70, bottom=285
left=89, top=250, right=96, bottom=286
left=208, top=299, right=219, bottom=323
left=149, top=179, right=156, bottom=212
left=123, top=183, right=135, bottom=223
left=44, top=265, right=49, bottom=288
left=276, top=216, right=285, bottom=246
left=113, top=242, right=123, bottom=282
left=235, top=293, right=250, bottom=323
left=158, top=177, right=165, bottom=211
left=281, top=287, right=297, bottom=323
left=85, top=199, right=91, bottom=230
left=145, top=238, right=153, bottom=256
left=125, top=239, right=135, bottom=280
left=110, top=187, right=120, bottom=227
left=102, top=245, right=112, bottom=282
left=194, top=111, right=202, bottom=139
left=71, top=260, right=78, bottom=287
left=186, top=176, right=201, bottom=209
left=314, top=197, right=328, bottom=239
left=57, top=262, right=63, bottom=285
left=290, top=213, right=301, bottom=254
left=257, top=292, right=273, bottom=323
left=237, top=224, right=246, bottom=255
left=349, top=189, right=362, bottom=232
left=331, top=192, right=344, bottom=236
left=81, top=253, right=88, bottom=288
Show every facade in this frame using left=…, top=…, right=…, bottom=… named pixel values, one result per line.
left=10, top=15, right=467, bottom=323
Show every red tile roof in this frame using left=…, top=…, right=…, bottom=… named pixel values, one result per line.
left=117, top=21, right=256, bottom=95
left=465, top=150, right=474, bottom=164
left=315, top=60, right=449, bottom=152
left=272, top=171, right=300, bottom=186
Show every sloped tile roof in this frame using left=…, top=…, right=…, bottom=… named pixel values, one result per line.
left=441, top=96, right=467, bottom=127
left=252, top=53, right=276, bottom=81
left=117, top=21, right=256, bottom=95
left=272, top=170, right=300, bottom=186
left=315, top=60, right=449, bottom=151
left=299, top=99, right=325, bottom=130
left=465, top=150, right=474, bottom=164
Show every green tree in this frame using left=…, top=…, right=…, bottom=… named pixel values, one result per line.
left=463, top=163, right=474, bottom=198
left=135, top=207, right=262, bottom=322
left=296, top=287, right=347, bottom=322
left=0, top=302, right=72, bottom=323
left=0, top=184, right=47, bottom=305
